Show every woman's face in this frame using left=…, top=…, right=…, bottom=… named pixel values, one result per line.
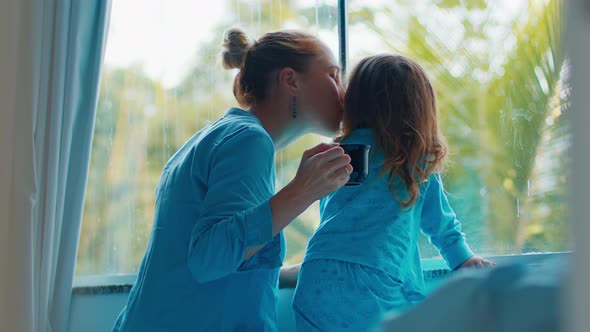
left=298, top=45, right=345, bottom=137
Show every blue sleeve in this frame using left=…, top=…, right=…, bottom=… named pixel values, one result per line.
left=187, top=128, right=276, bottom=283
left=420, top=173, right=474, bottom=270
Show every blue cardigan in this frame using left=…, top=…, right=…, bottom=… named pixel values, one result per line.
left=113, top=108, right=285, bottom=331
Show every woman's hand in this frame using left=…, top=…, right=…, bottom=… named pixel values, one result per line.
left=268, top=142, right=352, bottom=237
left=459, top=256, right=496, bottom=269
left=290, top=142, right=353, bottom=202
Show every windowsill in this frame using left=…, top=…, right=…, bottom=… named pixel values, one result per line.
left=72, top=251, right=571, bottom=295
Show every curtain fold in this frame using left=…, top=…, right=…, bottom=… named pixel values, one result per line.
left=0, top=1, right=111, bottom=331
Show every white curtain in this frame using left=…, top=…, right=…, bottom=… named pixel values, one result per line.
left=0, top=0, right=111, bottom=331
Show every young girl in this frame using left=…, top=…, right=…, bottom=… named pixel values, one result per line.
left=292, top=54, right=494, bottom=331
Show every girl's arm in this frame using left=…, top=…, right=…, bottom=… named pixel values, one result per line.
left=419, top=173, right=475, bottom=270
left=459, top=256, right=495, bottom=268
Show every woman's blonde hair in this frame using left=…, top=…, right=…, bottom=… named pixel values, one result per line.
left=341, top=54, right=447, bottom=207
left=221, top=27, right=324, bottom=106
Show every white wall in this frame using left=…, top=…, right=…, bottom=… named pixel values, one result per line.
left=69, top=293, right=129, bottom=332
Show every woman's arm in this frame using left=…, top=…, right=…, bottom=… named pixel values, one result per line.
left=245, top=143, right=352, bottom=260
left=187, top=129, right=274, bottom=282
left=188, top=130, right=351, bottom=283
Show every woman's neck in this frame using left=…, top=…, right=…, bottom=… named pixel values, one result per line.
left=249, top=101, right=308, bottom=151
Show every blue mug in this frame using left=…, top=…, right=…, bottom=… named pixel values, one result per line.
left=341, top=144, right=371, bottom=186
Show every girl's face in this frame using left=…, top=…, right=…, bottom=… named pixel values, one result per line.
left=298, top=45, right=345, bottom=137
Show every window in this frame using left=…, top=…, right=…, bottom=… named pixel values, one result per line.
left=347, top=0, right=569, bottom=257
left=76, top=0, right=569, bottom=276
left=76, top=0, right=338, bottom=276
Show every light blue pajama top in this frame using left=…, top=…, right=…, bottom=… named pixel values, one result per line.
left=113, top=108, right=286, bottom=332
left=303, top=128, right=474, bottom=298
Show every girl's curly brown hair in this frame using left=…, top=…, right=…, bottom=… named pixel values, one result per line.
left=341, top=54, right=447, bottom=207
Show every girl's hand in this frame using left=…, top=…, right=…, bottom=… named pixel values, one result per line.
left=290, top=143, right=353, bottom=202
left=459, top=256, right=496, bottom=269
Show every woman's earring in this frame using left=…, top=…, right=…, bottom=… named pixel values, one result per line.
left=291, top=96, right=297, bottom=119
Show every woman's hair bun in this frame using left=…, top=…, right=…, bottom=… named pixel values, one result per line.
left=221, top=27, right=253, bottom=70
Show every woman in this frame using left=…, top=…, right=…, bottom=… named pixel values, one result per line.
left=112, top=27, right=351, bottom=331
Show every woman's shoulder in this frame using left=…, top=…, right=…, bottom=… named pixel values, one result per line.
left=216, top=118, right=272, bottom=149
left=190, top=108, right=267, bottom=146
left=174, top=112, right=272, bottom=161
left=195, top=115, right=274, bottom=165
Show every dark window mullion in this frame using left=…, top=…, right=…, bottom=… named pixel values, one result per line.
left=337, top=0, right=348, bottom=79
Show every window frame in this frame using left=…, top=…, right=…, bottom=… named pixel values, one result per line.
left=74, top=0, right=571, bottom=288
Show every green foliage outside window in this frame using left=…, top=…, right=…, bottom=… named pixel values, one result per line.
left=76, top=0, right=569, bottom=276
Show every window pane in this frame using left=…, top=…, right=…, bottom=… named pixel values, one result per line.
left=77, top=0, right=570, bottom=277
left=76, top=0, right=338, bottom=276
left=348, top=0, right=570, bottom=258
